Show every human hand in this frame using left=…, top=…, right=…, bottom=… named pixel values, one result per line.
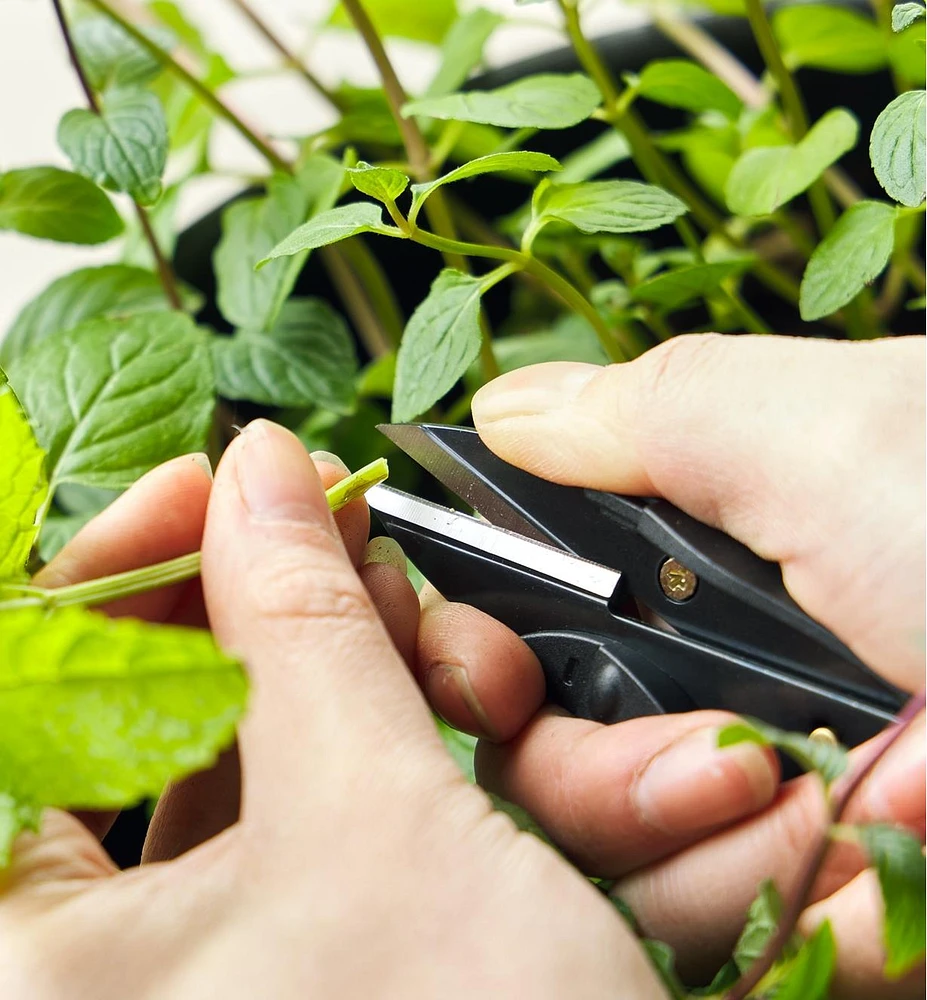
left=0, top=421, right=666, bottom=1000
left=412, top=334, right=925, bottom=997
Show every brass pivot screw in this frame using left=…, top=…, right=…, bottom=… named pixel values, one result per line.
left=659, top=557, right=698, bottom=602
left=809, top=726, right=839, bottom=746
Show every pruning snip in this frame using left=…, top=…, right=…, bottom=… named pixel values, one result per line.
left=366, top=423, right=904, bottom=748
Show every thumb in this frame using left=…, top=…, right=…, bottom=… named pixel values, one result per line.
left=471, top=334, right=926, bottom=689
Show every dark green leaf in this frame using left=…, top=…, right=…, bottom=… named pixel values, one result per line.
left=9, top=312, right=214, bottom=491
left=327, top=0, right=457, bottom=44
left=773, top=5, right=888, bottom=73
left=258, top=202, right=396, bottom=267
left=693, top=959, right=740, bottom=995
left=212, top=298, right=357, bottom=413
left=893, top=3, right=926, bottom=32
left=57, top=90, right=168, bottom=205
left=631, top=259, right=752, bottom=312
left=536, top=180, right=687, bottom=235
left=800, top=201, right=897, bottom=320
left=0, top=167, right=123, bottom=245
left=870, top=90, right=927, bottom=206
left=718, top=717, right=849, bottom=784
left=402, top=73, right=601, bottom=129
left=772, top=921, right=836, bottom=1000
left=72, top=16, right=174, bottom=91
left=859, top=823, right=927, bottom=977
left=637, top=59, right=742, bottom=118
left=425, top=9, right=504, bottom=97
left=346, top=162, right=409, bottom=203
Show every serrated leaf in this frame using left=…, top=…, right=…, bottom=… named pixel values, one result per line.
left=212, top=298, right=357, bottom=413
left=772, top=921, right=836, bottom=1000
left=57, top=90, right=168, bottom=205
left=327, top=0, right=457, bottom=44
left=718, top=717, right=848, bottom=784
left=870, top=90, right=927, bottom=207
left=216, top=156, right=345, bottom=330
left=637, top=60, right=742, bottom=119
left=0, top=375, right=47, bottom=580
left=725, top=108, right=859, bottom=216
left=773, top=5, right=887, bottom=73
left=347, top=162, right=410, bottom=203
left=893, top=3, right=926, bottom=31
left=0, top=167, right=123, bottom=245
left=734, top=880, right=794, bottom=973
left=859, top=824, right=927, bottom=977
left=0, top=605, right=246, bottom=866
left=8, top=312, right=214, bottom=491
left=425, top=9, right=504, bottom=97
left=392, top=269, right=485, bottom=422
left=631, top=260, right=751, bottom=312
left=2, top=264, right=199, bottom=365
left=258, top=202, right=395, bottom=266
left=800, top=201, right=897, bottom=320
left=402, top=73, right=601, bottom=129
left=72, top=16, right=174, bottom=91
left=536, top=180, right=687, bottom=235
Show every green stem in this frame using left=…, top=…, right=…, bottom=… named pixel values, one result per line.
left=320, top=245, right=394, bottom=357
left=336, top=238, right=405, bottom=348
left=724, top=287, right=772, bottom=334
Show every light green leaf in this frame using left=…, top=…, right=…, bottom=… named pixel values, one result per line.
left=9, top=312, right=214, bottom=491
left=0, top=374, right=47, bottom=580
left=734, top=880, right=799, bottom=973
left=556, top=130, right=632, bottom=184
left=893, top=3, right=926, bottom=31
left=212, top=298, right=357, bottom=413
left=258, top=202, right=397, bottom=266
left=0, top=167, right=123, bottom=245
left=0, top=796, right=41, bottom=868
left=327, top=0, right=457, bottom=44
left=216, top=155, right=345, bottom=330
left=631, top=260, right=751, bottom=312
left=57, top=90, right=168, bottom=205
left=436, top=718, right=476, bottom=781
left=725, top=108, right=859, bottom=216
left=870, top=90, right=926, bottom=207
left=425, top=9, right=504, bottom=97
left=2, top=264, right=199, bottom=365
left=0, top=605, right=246, bottom=866
left=718, top=717, right=848, bottom=784
left=773, top=5, right=887, bottom=73
left=347, top=162, right=410, bottom=203
left=637, top=59, right=742, bottom=119
left=536, top=180, right=687, bottom=235
left=890, top=19, right=927, bottom=84
left=859, top=824, right=927, bottom=977
left=800, top=201, right=897, bottom=320
left=392, top=269, right=485, bottom=422
left=72, top=16, right=174, bottom=91
left=402, top=73, right=601, bottom=129
left=773, top=921, right=836, bottom=1000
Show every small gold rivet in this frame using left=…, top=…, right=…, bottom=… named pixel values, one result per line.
left=809, top=726, right=838, bottom=746
left=659, top=557, right=698, bottom=602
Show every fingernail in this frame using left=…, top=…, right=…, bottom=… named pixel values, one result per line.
left=188, top=452, right=213, bottom=481
left=363, top=536, right=406, bottom=572
left=425, top=663, right=499, bottom=742
left=310, top=450, right=349, bottom=474
left=237, top=419, right=331, bottom=526
left=472, top=362, right=600, bottom=424
left=633, top=727, right=777, bottom=835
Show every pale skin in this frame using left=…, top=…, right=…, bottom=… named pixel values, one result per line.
left=0, top=334, right=922, bottom=999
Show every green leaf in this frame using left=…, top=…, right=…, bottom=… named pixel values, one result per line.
left=772, top=921, right=836, bottom=1000
left=859, top=823, right=927, bottom=977
left=640, top=940, right=688, bottom=1000
left=392, top=269, right=485, bottom=422
left=893, top=3, right=926, bottom=32
left=436, top=718, right=476, bottom=781
left=890, top=18, right=927, bottom=84
left=800, top=201, right=897, bottom=320
left=725, top=108, right=859, bottom=216
left=0, top=605, right=246, bottom=866
left=327, top=0, right=457, bottom=44
left=57, top=89, right=168, bottom=205
left=718, top=717, right=849, bottom=784
left=488, top=793, right=556, bottom=849
left=402, top=73, right=601, bottom=129
left=631, top=260, right=752, bottom=312
left=490, top=317, right=609, bottom=374
left=9, top=312, right=214, bottom=491
left=734, top=880, right=795, bottom=973
left=216, top=155, right=345, bottom=330
left=425, top=9, right=504, bottom=97
left=536, top=180, right=687, bottom=235
left=0, top=795, right=41, bottom=868
left=258, top=202, right=396, bottom=266
left=773, top=5, right=888, bottom=74
left=347, top=162, right=410, bottom=203
left=0, top=374, right=48, bottom=581
left=556, top=130, right=632, bottom=184
left=2, top=264, right=199, bottom=365
left=72, top=16, right=174, bottom=91
left=212, top=298, right=358, bottom=413
left=637, top=59, right=742, bottom=119
left=870, top=90, right=927, bottom=207
left=0, top=167, right=123, bottom=245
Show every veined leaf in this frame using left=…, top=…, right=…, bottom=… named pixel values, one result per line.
left=800, top=201, right=897, bottom=320
left=327, top=0, right=457, bottom=44
left=0, top=374, right=47, bottom=580
left=212, top=298, right=358, bottom=413
left=631, top=259, right=751, bottom=312
left=9, top=312, right=214, bottom=491
left=57, top=90, right=168, bottom=205
left=347, top=162, right=410, bottom=203
left=870, top=90, right=926, bottom=207
left=773, top=5, right=887, bottom=74
left=536, top=180, right=687, bottom=235
left=892, top=2, right=926, bottom=30
left=726, top=108, right=859, bottom=216
left=718, top=717, right=848, bottom=784
left=0, top=605, right=246, bottom=866
left=425, top=9, right=504, bottom=97
left=258, top=202, right=397, bottom=266
left=0, top=166, right=123, bottom=245
left=637, top=60, right=742, bottom=118
left=402, top=74, right=601, bottom=129
left=734, top=880, right=800, bottom=973
left=72, top=16, right=174, bottom=91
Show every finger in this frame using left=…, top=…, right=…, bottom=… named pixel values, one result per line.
left=471, top=335, right=926, bottom=688
left=360, top=537, right=419, bottom=666
left=309, top=450, right=370, bottom=568
left=474, top=709, right=778, bottom=876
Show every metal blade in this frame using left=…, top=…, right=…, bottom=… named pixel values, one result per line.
left=366, top=484, right=620, bottom=601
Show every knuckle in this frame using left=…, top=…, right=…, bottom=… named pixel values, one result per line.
left=635, top=333, right=726, bottom=409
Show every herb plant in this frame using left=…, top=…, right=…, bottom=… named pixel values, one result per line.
left=0, top=0, right=924, bottom=996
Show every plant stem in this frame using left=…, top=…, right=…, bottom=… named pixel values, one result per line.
left=320, top=244, right=394, bottom=357
left=337, top=237, right=405, bottom=347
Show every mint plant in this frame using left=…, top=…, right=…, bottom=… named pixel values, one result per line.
left=0, top=0, right=924, bottom=994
